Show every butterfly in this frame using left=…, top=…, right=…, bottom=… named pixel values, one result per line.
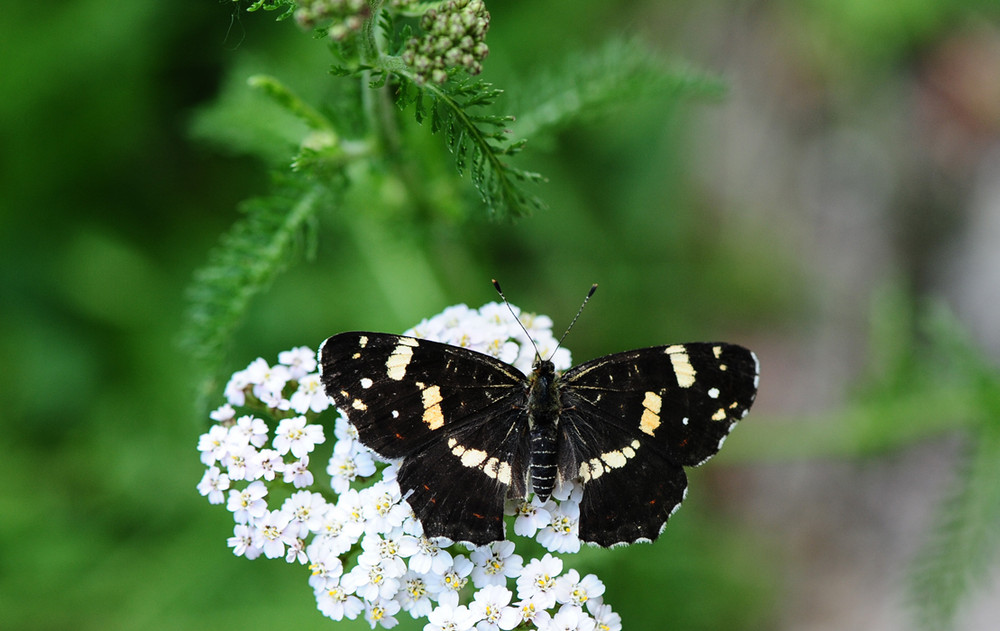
left=318, top=283, right=759, bottom=547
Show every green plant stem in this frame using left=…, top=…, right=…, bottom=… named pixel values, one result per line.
left=360, top=0, right=386, bottom=66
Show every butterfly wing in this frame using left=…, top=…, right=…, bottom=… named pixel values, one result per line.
left=318, top=332, right=531, bottom=544
left=559, top=343, right=759, bottom=546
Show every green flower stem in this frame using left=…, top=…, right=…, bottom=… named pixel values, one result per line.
left=359, top=0, right=387, bottom=66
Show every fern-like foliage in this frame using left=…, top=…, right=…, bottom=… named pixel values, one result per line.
left=909, top=424, right=1000, bottom=631
left=906, top=307, right=1000, bottom=631
left=393, top=74, right=546, bottom=218
left=181, top=179, right=332, bottom=409
left=508, top=39, right=727, bottom=142
left=244, top=0, right=296, bottom=20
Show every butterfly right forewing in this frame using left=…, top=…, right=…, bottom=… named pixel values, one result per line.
left=555, top=342, right=759, bottom=545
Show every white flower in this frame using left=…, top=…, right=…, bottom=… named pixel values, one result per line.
left=278, top=345, right=317, bottom=379
left=257, top=387, right=291, bottom=411
left=285, top=535, right=308, bottom=564
left=198, top=425, right=230, bottom=465
left=586, top=601, right=621, bottom=631
left=468, top=585, right=519, bottom=631
left=429, top=555, right=473, bottom=595
left=282, top=490, right=328, bottom=537
left=550, top=479, right=584, bottom=503
left=310, top=503, right=358, bottom=557
left=227, top=480, right=268, bottom=524
left=223, top=368, right=251, bottom=406
left=469, top=541, right=523, bottom=588
left=222, top=443, right=254, bottom=481
left=548, top=606, right=597, bottom=631
left=228, top=523, right=261, bottom=560
left=248, top=448, right=284, bottom=481
left=516, top=553, right=563, bottom=609
left=342, top=556, right=401, bottom=601
left=365, top=597, right=402, bottom=629
left=333, top=414, right=360, bottom=446
left=478, top=301, right=519, bottom=330
left=408, top=536, right=454, bottom=575
left=245, top=357, right=291, bottom=401
left=283, top=456, right=315, bottom=488
left=210, top=403, right=236, bottom=422
left=424, top=591, right=479, bottom=631
left=554, top=569, right=605, bottom=608
left=252, top=509, right=296, bottom=559
left=511, top=597, right=551, bottom=629
left=361, top=480, right=410, bottom=533
left=397, top=571, right=436, bottom=618
left=510, top=497, right=551, bottom=539
left=273, top=416, right=325, bottom=458
left=226, top=415, right=268, bottom=449
left=336, top=488, right=369, bottom=540
left=327, top=447, right=376, bottom=493
left=290, top=373, right=330, bottom=414
left=316, top=582, right=364, bottom=621
left=358, top=533, right=409, bottom=579
left=537, top=499, right=581, bottom=554
left=197, top=466, right=230, bottom=504
left=307, top=546, right=344, bottom=591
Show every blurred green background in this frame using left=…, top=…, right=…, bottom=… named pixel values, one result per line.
left=4, top=1, right=1000, bottom=630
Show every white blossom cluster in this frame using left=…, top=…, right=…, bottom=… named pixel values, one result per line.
left=196, top=302, right=622, bottom=631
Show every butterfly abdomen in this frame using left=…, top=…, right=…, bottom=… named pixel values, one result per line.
left=526, top=358, right=560, bottom=502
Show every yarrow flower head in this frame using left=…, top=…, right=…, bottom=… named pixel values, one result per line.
left=401, top=0, right=491, bottom=85
left=294, top=0, right=370, bottom=41
left=196, top=300, right=619, bottom=628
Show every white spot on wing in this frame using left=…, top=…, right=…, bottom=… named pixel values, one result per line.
left=667, top=345, right=697, bottom=388
left=460, top=448, right=488, bottom=468
left=421, top=384, right=444, bottom=430
left=385, top=342, right=415, bottom=380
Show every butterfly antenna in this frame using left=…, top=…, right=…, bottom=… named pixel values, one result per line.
left=492, top=279, right=542, bottom=359
left=552, top=283, right=598, bottom=356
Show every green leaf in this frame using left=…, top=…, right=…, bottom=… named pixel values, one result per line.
left=180, top=180, right=331, bottom=410
left=509, top=38, right=727, bottom=142
left=392, top=73, right=546, bottom=219
left=906, top=307, right=1000, bottom=631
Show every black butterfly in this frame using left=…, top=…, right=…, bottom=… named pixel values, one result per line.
left=318, top=287, right=758, bottom=547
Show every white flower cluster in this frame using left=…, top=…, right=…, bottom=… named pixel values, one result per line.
left=196, top=302, right=621, bottom=631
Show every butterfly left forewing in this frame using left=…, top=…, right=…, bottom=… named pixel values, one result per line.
left=319, top=332, right=526, bottom=459
left=318, top=332, right=532, bottom=544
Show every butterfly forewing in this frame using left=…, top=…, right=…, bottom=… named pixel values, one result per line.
left=319, top=333, right=526, bottom=458
left=562, top=343, right=758, bottom=466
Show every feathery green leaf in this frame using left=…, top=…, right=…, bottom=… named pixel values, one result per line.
left=509, top=38, right=727, bottom=142
left=181, top=180, right=332, bottom=409
left=393, top=74, right=545, bottom=218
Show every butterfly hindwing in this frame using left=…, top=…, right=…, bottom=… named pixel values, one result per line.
left=398, top=405, right=530, bottom=544
left=557, top=401, right=689, bottom=546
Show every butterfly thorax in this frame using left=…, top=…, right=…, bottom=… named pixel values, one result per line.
left=526, top=358, right=561, bottom=502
